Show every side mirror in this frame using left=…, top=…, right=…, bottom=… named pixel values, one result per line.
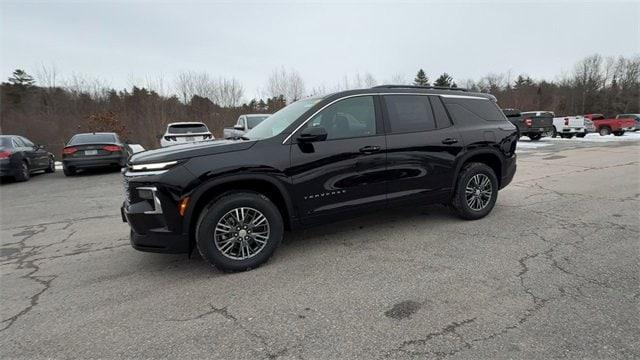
left=234, top=124, right=244, bottom=130
left=297, top=126, right=328, bottom=142
left=156, top=134, right=163, bottom=140
left=37, top=144, right=46, bottom=150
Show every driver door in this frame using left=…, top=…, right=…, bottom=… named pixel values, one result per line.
left=288, top=95, right=387, bottom=224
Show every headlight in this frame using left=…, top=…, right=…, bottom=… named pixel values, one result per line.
left=130, top=161, right=177, bottom=171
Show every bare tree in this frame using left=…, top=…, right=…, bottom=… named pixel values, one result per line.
left=265, top=67, right=305, bottom=103
left=35, top=63, right=59, bottom=88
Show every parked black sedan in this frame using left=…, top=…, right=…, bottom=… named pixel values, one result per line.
left=62, top=132, right=131, bottom=176
left=0, top=135, right=55, bottom=181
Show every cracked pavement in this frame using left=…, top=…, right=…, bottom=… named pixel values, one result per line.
left=1, top=141, right=639, bottom=359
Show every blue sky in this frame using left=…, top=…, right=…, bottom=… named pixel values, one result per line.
left=1, top=1, right=638, bottom=99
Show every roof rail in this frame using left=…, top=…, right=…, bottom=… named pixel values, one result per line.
left=372, top=84, right=469, bottom=92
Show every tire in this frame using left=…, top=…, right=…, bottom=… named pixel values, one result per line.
left=529, top=133, right=542, bottom=141
left=63, top=166, right=76, bottom=176
left=576, top=133, right=587, bottom=138
left=599, top=127, right=611, bottom=136
left=613, top=131, right=625, bottom=136
left=45, top=157, right=55, bottom=173
left=560, top=133, right=574, bottom=139
left=196, top=191, right=284, bottom=272
left=451, top=163, right=499, bottom=220
left=551, top=127, right=558, bottom=138
left=14, top=161, right=30, bottom=182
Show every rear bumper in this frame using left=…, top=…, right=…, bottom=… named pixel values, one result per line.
left=500, top=155, right=516, bottom=189
left=63, top=155, right=126, bottom=169
left=0, top=161, right=18, bottom=177
left=521, top=126, right=554, bottom=135
left=121, top=202, right=189, bottom=254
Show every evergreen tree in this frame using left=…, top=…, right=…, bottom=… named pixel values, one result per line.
left=413, top=69, right=430, bottom=86
left=8, top=69, right=35, bottom=87
left=433, top=73, right=454, bottom=87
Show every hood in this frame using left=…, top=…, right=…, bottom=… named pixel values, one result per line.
left=130, top=139, right=256, bottom=164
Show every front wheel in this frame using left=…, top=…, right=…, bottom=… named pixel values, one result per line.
left=45, top=158, right=55, bottom=173
left=196, top=192, right=284, bottom=272
left=576, top=133, right=587, bottom=138
left=529, top=133, right=542, bottom=141
left=451, top=163, right=498, bottom=220
left=613, top=131, right=625, bottom=136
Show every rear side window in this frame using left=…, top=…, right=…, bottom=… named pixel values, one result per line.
left=168, top=124, right=209, bottom=134
left=384, top=95, right=435, bottom=133
left=429, top=96, right=452, bottom=128
left=69, top=134, right=117, bottom=145
left=443, top=97, right=506, bottom=124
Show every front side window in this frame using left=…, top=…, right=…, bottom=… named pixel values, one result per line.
left=304, top=96, right=376, bottom=140
left=20, top=136, right=35, bottom=147
left=246, top=116, right=269, bottom=129
left=384, top=95, right=436, bottom=133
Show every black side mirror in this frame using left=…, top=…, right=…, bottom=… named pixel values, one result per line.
left=297, top=126, right=328, bottom=143
left=37, top=144, right=46, bottom=150
left=156, top=134, right=163, bottom=140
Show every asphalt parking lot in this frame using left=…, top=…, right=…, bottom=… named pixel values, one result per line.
left=1, top=136, right=639, bottom=359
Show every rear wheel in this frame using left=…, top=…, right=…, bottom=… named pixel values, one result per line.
left=529, top=133, right=542, bottom=141
left=15, top=161, right=30, bottom=182
left=63, top=166, right=76, bottom=176
left=560, top=133, right=574, bottom=139
left=551, top=127, right=558, bottom=138
left=599, top=127, right=611, bottom=136
left=196, top=192, right=284, bottom=272
left=451, top=163, right=498, bottom=220
left=576, top=133, right=587, bottom=138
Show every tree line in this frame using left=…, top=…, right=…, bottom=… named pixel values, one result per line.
left=1, top=54, right=638, bottom=155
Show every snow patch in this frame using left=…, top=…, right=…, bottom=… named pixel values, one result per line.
left=544, top=132, right=640, bottom=142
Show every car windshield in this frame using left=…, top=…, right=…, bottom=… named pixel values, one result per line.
left=69, top=133, right=117, bottom=145
left=0, top=137, right=12, bottom=148
left=168, top=124, right=209, bottom=134
left=244, top=98, right=322, bottom=140
left=246, top=116, right=269, bottom=129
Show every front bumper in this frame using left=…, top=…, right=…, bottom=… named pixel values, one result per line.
left=121, top=202, right=189, bottom=254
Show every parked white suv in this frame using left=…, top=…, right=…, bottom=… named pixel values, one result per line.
left=160, top=122, right=213, bottom=147
left=552, top=115, right=588, bottom=138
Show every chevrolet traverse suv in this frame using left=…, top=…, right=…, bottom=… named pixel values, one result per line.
left=121, top=86, right=518, bottom=271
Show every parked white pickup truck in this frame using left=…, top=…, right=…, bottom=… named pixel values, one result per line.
left=223, top=114, right=271, bottom=139
left=552, top=115, right=588, bottom=138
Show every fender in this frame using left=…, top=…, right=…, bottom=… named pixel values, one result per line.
left=181, top=172, right=296, bottom=233
left=450, top=146, right=505, bottom=190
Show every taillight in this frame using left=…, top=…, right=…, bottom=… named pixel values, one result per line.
left=0, top=150, right=11, bottom=160
left=63, top=147, right=78, bottom=155
left=564, top=118, right=569, bottom=126
left=103, top=145, right=122, bottom=152
left=524, top=118, right=533, bottom=127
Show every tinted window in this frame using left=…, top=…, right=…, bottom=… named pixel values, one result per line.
left=168, top=124, right=209, bottom=134
left=443, top=97, right=506, bottom=124
left=384, top=95, right=435, bottom=133
left=306, top=96, right=376, bottom=140
left=69, top=133, right=117, bottom=145
left=0, top=137, right=13, bottom=148
left=12, top=137, right=26, bottom=147
left=429, top=96, right=452, bottom=128
left=20, top=137, right=35, bottom=147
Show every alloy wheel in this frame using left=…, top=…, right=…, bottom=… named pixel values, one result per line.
left=214, top=207, right=270, bottom=260
left=465, top=174, right=492, bottom=211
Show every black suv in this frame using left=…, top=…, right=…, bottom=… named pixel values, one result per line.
left=121, top=86, right=518, bottom=271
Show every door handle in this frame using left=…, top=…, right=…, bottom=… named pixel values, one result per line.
left=359, top=145, right=381, bottom=154
left=441, top=138, right=458, bottom=145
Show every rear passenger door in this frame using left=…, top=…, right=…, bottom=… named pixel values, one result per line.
left=382, top=94, right=463, bottom=204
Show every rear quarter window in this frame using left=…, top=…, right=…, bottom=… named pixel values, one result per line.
left=443, top=97, right=507, bottom=125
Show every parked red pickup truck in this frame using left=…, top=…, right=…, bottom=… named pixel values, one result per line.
left=584, top=114, right=636, bottom=136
